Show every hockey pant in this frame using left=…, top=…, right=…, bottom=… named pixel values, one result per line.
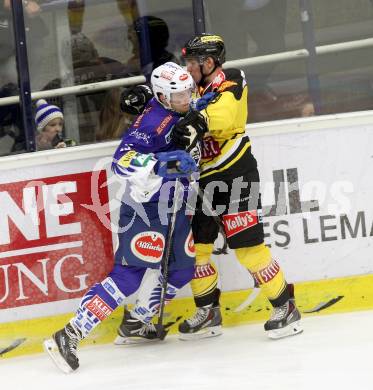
left=70, top=264, right=194, bottom=338
left=191, top=242, right=290, bottom=308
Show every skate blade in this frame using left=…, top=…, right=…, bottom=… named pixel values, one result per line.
left=179, top=326, right=223, bottom=341
left=43, top=338, right=74, bottom=374
left=267, top=321, right=303, bottom=340
left=113, top=334, right=159, bottom=345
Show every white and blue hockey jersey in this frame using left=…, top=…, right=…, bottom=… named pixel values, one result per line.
left=112, top=98, right=190, bottom=203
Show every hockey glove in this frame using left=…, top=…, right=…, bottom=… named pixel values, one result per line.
left=156, top=150, right=198, bottom=179
left=171, top=110, right=208, bottom=152
left=120, top=85, right=153, bottom=115
left=195, top=92, right=218, bottom=111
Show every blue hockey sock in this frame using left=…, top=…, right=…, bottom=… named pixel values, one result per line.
left=71, top=265, right=146, bottom=337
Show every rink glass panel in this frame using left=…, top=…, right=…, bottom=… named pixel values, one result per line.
left=1, top=0, right=373, bottom=156
left=205, top=0, right=373, bottom=123
left=24, top=0, right=193, bottom=147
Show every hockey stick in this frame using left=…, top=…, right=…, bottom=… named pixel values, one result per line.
left=233, top=276, right=261, bottom=312
left=156, top=178, right=183, bottom=339
left=0, top=338, right=26, bottom=356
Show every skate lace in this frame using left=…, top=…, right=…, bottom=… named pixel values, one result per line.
left=187, top=307, right=209, bottom=327
left=270, top=302, right=289, bottom=322
left=65, top=325, right=81, bottom=357
left=138, top=322, right=157, bottom=337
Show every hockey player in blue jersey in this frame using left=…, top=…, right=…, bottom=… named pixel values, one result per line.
left=43, top=62, right=208, bottom=373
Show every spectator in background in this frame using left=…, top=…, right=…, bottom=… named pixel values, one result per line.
left=249, top=92, right=315, bottom=122
left=46, top=8, right=177, bottom=143
left=62, top=31, right=125, bottom=84
left=1, top=0, right=43, bottom=85
left=0, top=0, right=17, bottom=86
left=0, top=83, right=22, bottom=155
left=1, top=0, right=48, bottom=87
left=44, top=32, right=127, bottom=143
left=118, top=15, right=180, bottom=77
left=1, top=0, right=49, bottom=155
left=96, top=88, right=133, bottom=141
left=66, top=0, right=140, bottom=76
left=300, top=100, right=315, bottom=117
left=96, top=15, right=178, bottom=142
left=66, top=2, right=177, bottom=75
left=35, top=99, right=68, bottom=150
left=131, top=15, right=179, bottom=76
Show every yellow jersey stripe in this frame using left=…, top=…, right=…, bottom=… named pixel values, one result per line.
left=200, top=140, right=252, bottom=179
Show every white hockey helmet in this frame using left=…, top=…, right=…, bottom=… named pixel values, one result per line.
left=151, top=62, right=195, bottom=111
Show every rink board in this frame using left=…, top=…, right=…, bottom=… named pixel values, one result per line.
left=0, top=112, right=372, bottom=358
left=1, top=273, right=373, bottom=358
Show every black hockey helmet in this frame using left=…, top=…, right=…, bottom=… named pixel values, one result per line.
left=181, top=34, right=226, bottom=65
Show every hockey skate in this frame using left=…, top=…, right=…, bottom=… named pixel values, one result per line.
left=114, top=309, right=160, bottom=345
left=178, top=304, right=222, bottom=341
left=43, top=323, right=82, bottom=374
left=264, top=298, right=303, bottom=339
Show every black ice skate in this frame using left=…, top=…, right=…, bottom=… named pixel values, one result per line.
left=264, top=299, right=303, bottom=339
left=43, top=323, right=82, bottom=373
left=114, top=309, right=159, bottom=345
left=178, top=304, right=222, bottom=341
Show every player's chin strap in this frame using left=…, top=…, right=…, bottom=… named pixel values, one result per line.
left=198, top=58, right=219, bottom=89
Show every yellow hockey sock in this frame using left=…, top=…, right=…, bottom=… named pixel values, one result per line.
left=235, top=243, right=287, bottom=302
left=190, top=243, right=219, bottom=305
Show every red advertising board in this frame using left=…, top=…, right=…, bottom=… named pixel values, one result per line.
left=0, top=171, right=113, bottom=309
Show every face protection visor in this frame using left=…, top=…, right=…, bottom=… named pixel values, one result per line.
left=170, top=88, right=193, bottom=106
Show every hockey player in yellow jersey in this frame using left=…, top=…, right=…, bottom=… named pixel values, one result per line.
left=116, top=34, right=303, bottom=341
left=171, top=33, right=303, bottom=340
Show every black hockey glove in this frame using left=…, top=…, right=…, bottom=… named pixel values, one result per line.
left=119, top=84, right=153, bottom=115
left=171, top=110, right=208, bottom=152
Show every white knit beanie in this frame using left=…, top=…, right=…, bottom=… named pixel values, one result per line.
left=35, top=99, right=64, bottom=131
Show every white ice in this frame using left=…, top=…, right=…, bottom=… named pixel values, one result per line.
left=1, top=310, right=373, bottom=390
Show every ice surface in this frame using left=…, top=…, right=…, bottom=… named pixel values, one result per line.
left=1, top=310, right=373, bottom=390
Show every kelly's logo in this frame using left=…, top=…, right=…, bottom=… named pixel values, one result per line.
left=223, top=210, right=258, bottom=238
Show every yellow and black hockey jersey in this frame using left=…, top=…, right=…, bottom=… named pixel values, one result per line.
left=199, top=68, right=258, bottom=181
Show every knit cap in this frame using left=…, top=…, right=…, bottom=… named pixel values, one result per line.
left=35, top=99, right=64, bottom=131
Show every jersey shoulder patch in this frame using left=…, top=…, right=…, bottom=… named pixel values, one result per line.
left=118, top=151, right=153, bottom=169
left=217, top=80, right=238, bottom=93
left=218, top=68, right=246, bottom=100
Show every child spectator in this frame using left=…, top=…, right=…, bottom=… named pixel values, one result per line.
left=35, top=99, right=67, bottom=150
